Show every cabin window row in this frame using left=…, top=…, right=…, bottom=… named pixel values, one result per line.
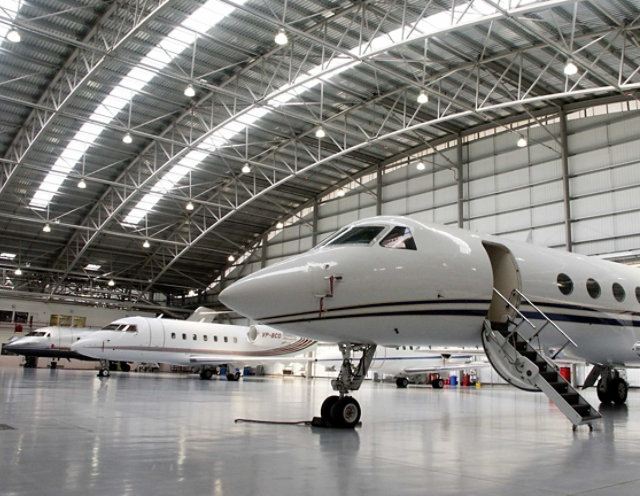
left=557, top=273, right=637, bottom=302
left=170, top=332, right=237, bottom=344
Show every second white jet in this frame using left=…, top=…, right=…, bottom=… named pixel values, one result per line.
left=71, top=315, right=316, bottom=379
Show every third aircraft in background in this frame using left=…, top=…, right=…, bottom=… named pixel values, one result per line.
left=221, top=215, right=640, bottom=428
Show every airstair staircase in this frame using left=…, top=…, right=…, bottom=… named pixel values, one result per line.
left=481, top=288, right=601, bottom=429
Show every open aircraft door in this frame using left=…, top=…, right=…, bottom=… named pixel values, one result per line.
left=482, top=241, right=522, bottom=325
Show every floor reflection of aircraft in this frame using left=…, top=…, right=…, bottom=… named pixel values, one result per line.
left=315, top=344, right=489, bottom=388
left=71, top=316, right=315, bottom=379
left=220, top=216, right=640, bottom=428
left=3, top=326, right=97, bottom=367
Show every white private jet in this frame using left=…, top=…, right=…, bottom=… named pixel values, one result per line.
left=220, top=216, right=640, bottom=428
left=70, top=315, right=316, bottom=379
left=4, top=326, right=97, bottom=367
left=315, top=344, right=489, bottom=388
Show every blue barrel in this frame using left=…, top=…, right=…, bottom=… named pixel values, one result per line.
left=450, top=375, right=457, bottom=386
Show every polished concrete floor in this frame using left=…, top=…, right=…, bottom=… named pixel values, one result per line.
left=0, top=367, right=638, bottom=496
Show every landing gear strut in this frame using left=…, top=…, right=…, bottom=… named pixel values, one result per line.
left=596, top=367, right=628, bottom=405
left=319, top=343, right=376, bottom=428
left=97, top=359, right=110, bottom=377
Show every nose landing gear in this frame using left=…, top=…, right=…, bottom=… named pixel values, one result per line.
left=318, top=343, right=376, bottom=428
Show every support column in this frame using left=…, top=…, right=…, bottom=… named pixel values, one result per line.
left=311, top=197, right=319, bottom=247
left=260, top=235, right=268, bottom=269
left=376, top=164, right=383, bottom=216
left=457, top=135, right=464, bottom=228
left=560, top=109, right=572, bottom=252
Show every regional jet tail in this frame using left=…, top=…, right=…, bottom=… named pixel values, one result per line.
left=219, top=215, right=640, bottom=428
left=71, top=316, right=315, bottom=379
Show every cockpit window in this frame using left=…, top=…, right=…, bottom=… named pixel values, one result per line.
left=379, top=226, right=417, bottom=250
left=125, top=325, right=137, bottom=333
left=326, top=226, right=385, bottom=246
left=102, top=324, right=120, bottom=331
left=26, top=331, right=47, bottom=337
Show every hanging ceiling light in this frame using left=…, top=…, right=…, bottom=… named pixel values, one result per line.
left=417, top=91, right=429, bottom=104
left=184, top=84, right=196, bottom=97
left=143, top=239, right=150, bottom=248
left=14, top=267, right=22, bottom=276
left=563, top=60, right=578, bottom=76
left=42, top=223, right=51, bottom=233
left=187, top=289, right=196, bottom=297
left=108, top=279, right=115, bottom=287
left=276, top=221, right=284, bottom=229
left=185, top=201, right=194, bottom=211
left=274, top=29, right=288, bottom=46
left=6, top=29, right=21, bottom=43
left=227, top=254, right=235, bottom=262
left=77, top=178, right=87, bottom=189
left=122, top=132, right=133, bottom=144
left=315, top=127, right=326, bottom=138
left=416, top=161, right=426, bottom=171
left=241, top=163, right=251, bottom=174
left=517, top=136, right=528, bottom=148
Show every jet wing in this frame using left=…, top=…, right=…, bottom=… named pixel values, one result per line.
left=188, top=355, right=314, bottom=365
left=401, top=361, right=491, bottom=376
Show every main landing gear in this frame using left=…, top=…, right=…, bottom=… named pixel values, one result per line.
left=97, top=359, right=110, bottom=377
left=596, top=367, right=628, bottom=405
left=319, top=343, right=376, bottom=428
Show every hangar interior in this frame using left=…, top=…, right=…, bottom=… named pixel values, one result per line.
left=2, top=0, right=640, bottom=494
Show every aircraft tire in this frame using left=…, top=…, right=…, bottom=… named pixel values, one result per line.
left=611, top=377, right=628, bottom=405
left=431, top=378, right=444, bottom=389
left=396, top=377, right=409, bottom=388
left=120, top=362, right=131, bottom=373
left=226, top=372, right=241, bottom=381
left=597, top=378, right=612, bottom=403
left=200, top=369, right=214, bottom=380
left=320, top=395, right=340, bottom=422
left=330, top=396, right=361, bottom=428
left=102, top=369, right=110, bottom=377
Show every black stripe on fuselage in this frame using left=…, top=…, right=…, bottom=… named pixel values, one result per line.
left=262, top=299, right=640, bottom=328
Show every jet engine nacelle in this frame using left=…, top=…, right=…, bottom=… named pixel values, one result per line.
left=247, top=324, right=285, bottom=345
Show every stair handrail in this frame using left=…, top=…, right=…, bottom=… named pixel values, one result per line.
left=513, top=289, right=578, bottom=350
left=492, top=288, right=536, bottom=329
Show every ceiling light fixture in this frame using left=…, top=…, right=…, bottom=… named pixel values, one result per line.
left=6, top=29, right=21, bottom=43
left=77, top=178, right=87, bottom=189
left=417, top=91, right=429, bottom=104
left=274, top=29, right=288, bottom=46
left=276, top=221, right=284, bottom=229
left=14, top=267, right=22, bottom=276
left=184, top=84, right=196, bottom=97
left=188, top=289, right=196, bottom=297
left=315, top=127, right=326, bottom=138
left=563, top=60, right=578, bottom=76
left=241, top=163, right=251, bottom=174
left=227, top=254, right=235, bottom=262
left=416, top=161, right=426, bottom=171
left=143, top=239, right=150, bottom=249
left=42, top=223, right=51, bottom=233
left=517, top=137, right=528, bottom=148
left=107, top=279, right=115, bottom=287
left=122, top=132, right=133, bottom=144
left=185, top=201, right=194, bottom=211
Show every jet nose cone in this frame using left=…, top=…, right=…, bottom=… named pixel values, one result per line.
left=220, top=262, right=314, bottom=321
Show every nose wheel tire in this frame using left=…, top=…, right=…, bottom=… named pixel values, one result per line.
left=226, top=371, right=241, bottom=381
left=330, top=396, right=361, bottom=428
left=200, top=369, right=214, bottom=380
left=431, top=378, right=444, bottom=389
left=320, top=395, right=340, bottom=421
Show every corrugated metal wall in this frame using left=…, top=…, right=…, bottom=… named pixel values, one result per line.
left=226, top=108, right=640, bottom=282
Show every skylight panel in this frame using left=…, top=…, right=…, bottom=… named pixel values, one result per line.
left=84, top=264, right=102, bottom=271
left=123, top=0, right=549, bottom=225
left=0, top=253, right=17, bottom=260
left=29, top=0, right=248, bottom=210
left=0, top=1, right=20, bottom=42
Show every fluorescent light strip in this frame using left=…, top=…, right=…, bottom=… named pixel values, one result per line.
left=29, top=1, right=247, bottom=209
left=0, top=1, right=20, bottom=41
left=124, top=0, right=541, bottom=225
